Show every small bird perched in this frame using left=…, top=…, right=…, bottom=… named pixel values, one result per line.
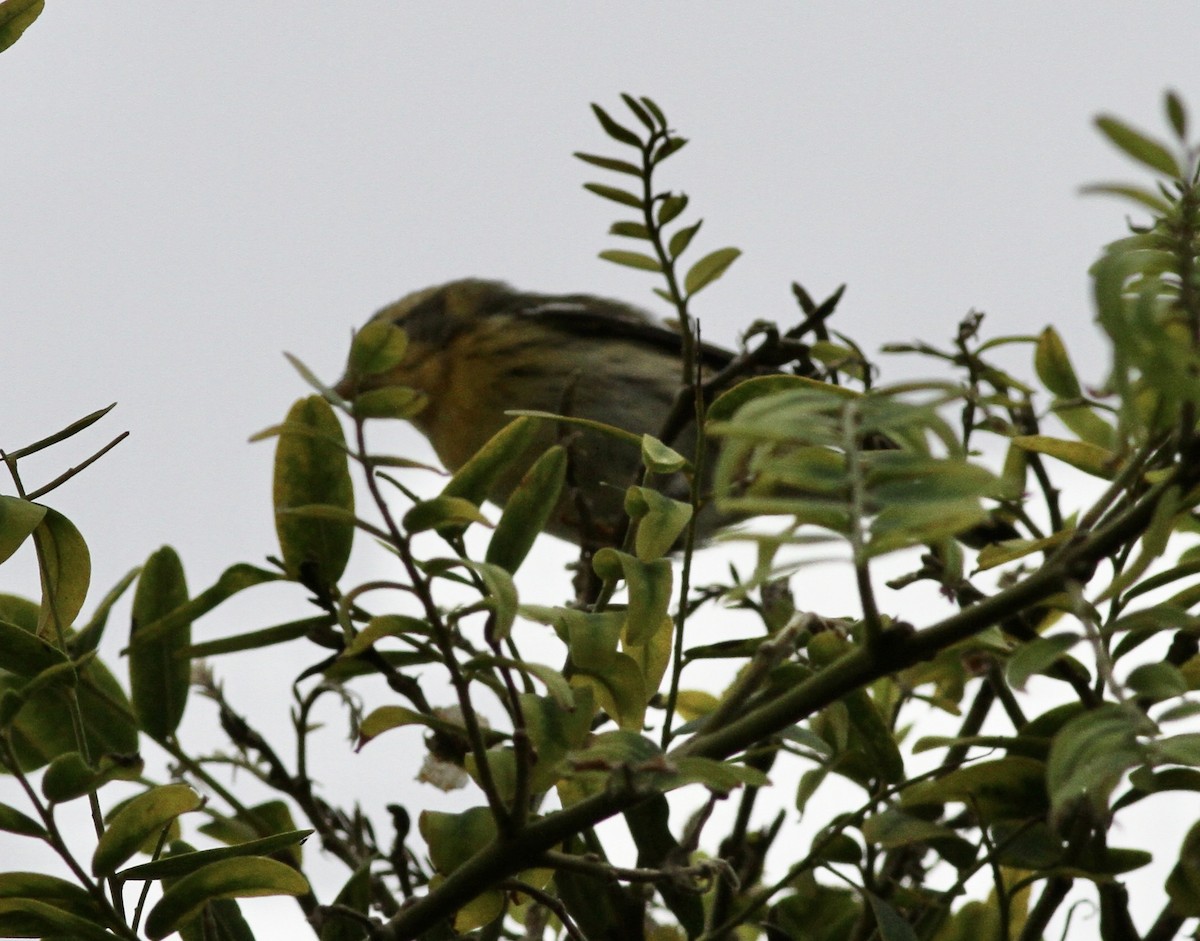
left=335, top=279, right=782, bottom=550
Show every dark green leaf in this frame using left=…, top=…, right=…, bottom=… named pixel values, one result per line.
left=1165, top=90, right=1188, bottom=140
left=0, top=801, right=45, bottom=837
left=639, top=97, right=667, bottom=127
left=652, top=137, right=688, bottom=164
left=0, top=619, right=67, bottom=676
left=590, top=103, right=642, bottom=147
left=0, top=0, right=42, bottom=53
left=608, top=220, right=650, bottom=240
left=574, top=152, right=642, bottom=176
left=657, top=193, right=688, bottom=224
left=620, top=93, right=655, bottom=131
left=130, top=546, right=190, bottom=742
left=584, top=182, right=643, bottom=209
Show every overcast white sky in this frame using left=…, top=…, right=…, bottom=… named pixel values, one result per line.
left=3, top=4, right=1198, bottom=938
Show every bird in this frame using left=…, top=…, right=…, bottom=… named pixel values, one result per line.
left=333, top=279, right=782, bottom=550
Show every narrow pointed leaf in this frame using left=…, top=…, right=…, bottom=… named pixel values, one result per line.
left=584, top=182, right=643, bottom=209
left=590, top=103, right=642, bottom=146
left=1095, top=115, right=1182, bottom=177
left=599, top=249, right=662, bottom=272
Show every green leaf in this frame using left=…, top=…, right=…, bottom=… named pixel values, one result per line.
left=574, top=152, right=642, bottom=176
left=441, top=416, right=539, bottom=506
left=41, top=751, right=143, bottom=804
left=198, top=801, right=298, bottom=853
left=639, top=96, right=667, bottom=127
left=0, top=0, right=43, bottom=54
left=320, top=865, right=373, bottom=941
left=1006, top=633, right=1081, bottom=691
left=0, top=496, right=45, bottom=566
left=583, top=182, right=643, bottom=209
left=0, top=899, right=117, bottom=941
left=427, top=557, right=519, bottom=641
left=420, top=806, right=497, bottom=875
left=902, top=756, right=1048, bottom=822
left=592, top=549, right=673, bottom=647
left=351, top=386, right=427, bottom=420
left=346, top=320, right=408, bottom=377
left=0, top=801, right=45, bottom=838
left=865, top=892, right=920, bottom=941
left=1094, top=115, right=1182, bottom=178
left=1127, top=662, right=1188, bottom=702
left=0, top=653, right=137, bottom=773
left=1165, top=90, right=1188, bottom=140
left=598, top=249, right=662, bottom=272
left=402, top=496, right=491, bottom=534
left=657, top=194, right=688, bottom=225
left=184, top=614, right=331, bottom=658
left=127, top=563, right=280, bottom=651
left=119, top=829, right=314, bottom=881
left=620, top=92, right=655, bottom=131
left=485, top=445, right=567, bottom=573
left=93, top=784, right=203, bottom=876
left=1046, top=704, right=1148, bottom=818
left=1167, top=821, right=1200, bottom=915
left=0, top=871, right=110, bottom=927
left=608, top=220, right=650, bottom=239
left=1034, top=327, right=1081, bottom=398
left=653, top=137, right=688, bottom=163
left=144, top=858, right=309, bottom=940
left=520, top=689, right=593, bottom=793
left=626, top=487, right=692, bottom=560
left=641, top=434, right=688, bottom=474
left=683, top=247, right=741, bottom=296
left=32, top=508, right=90, bottom=637
left=590, top=103, right=642, bottom=147
left=1012, top=434, right=1117, bottom=479
left=130, top=546, right=191, bottom=742
left=1080, top=183, right=1174, bottom=214
left=0, top=619, right=67, bottom=676
left=340, top=614, right=427, bottom=658
left=667, top=220, right=702, bottom=259
left=556, top=610, right=647, bottom=731
left=273, top=396, right=354, bottom=588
